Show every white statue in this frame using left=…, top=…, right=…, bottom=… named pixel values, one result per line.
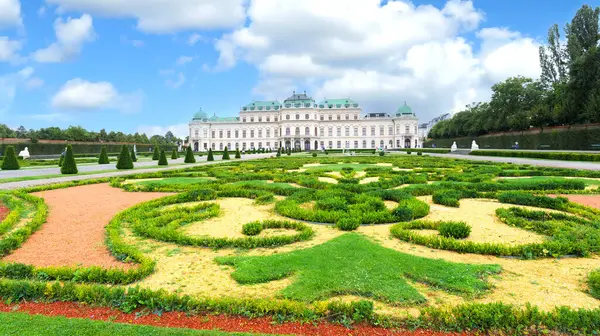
left=450, top=141, right=458, bottom=152
left=18, top=147, right=30, bottom=159
left=133, top=144, right=137, bottom=154
left=471, top=140, right=479, bottom=150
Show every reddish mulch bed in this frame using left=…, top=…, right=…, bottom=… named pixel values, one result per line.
left=0, top=203, right=8, bottom=222
left=0, top=301, right=471, bottom=336
left=549, top=194, right=600, bottom=209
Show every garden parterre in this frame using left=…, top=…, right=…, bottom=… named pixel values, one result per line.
left=3, top=154, right=600, bottom=333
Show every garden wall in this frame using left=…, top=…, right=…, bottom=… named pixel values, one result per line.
left=424, top=124, right=600, bottom=150
left=0, top=142, right=175, bottom=156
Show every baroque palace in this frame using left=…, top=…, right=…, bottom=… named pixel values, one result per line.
left=188, top=91, right=421, bottom=152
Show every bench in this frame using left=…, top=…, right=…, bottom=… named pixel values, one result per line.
left=538, top=145, right=550, bottom=150
left=590, top=144, right=600, bottom=150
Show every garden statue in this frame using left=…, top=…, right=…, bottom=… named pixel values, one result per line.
left=133, top=144, right=137, bottom=154
left=471, top=140, right=479, bottom=150
left=451, top=142, right=458, bottom=152
left=18, top=147, right=30, bottom=159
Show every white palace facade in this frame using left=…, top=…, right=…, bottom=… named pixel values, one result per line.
left=188, top=92, right=421, bottom=152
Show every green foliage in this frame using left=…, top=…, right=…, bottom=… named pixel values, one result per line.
left=235, top=148, right=241, bottom=159
left=432, top=189, right=463, bottom=207
left=60, top=145, right=78, bottom=174
left=336, top=217, right=360, bottom=231
left=171, top=148, right=178, bottom=160
left=116, top=145, right=134, bottom=170
left=152, top=146, right=160, bottom=160
left=184, top=146, right=196, bottom=163
left=222, top=146, right=230, bottom=160
left=378, top=151, right=384, bottom=156
left=216, top=233, right=500, bottom=304
left=589, top=269, right=600, bottom=299
left=276, top=148, right=281, bottom=157
left=438, top=221, right=471, bottom=239
left=471, top=150, right=600, bottom=161
left=207, top=149, right=215, bottom=161
left=417, top=151, right=423, bottom=156
left=98, top=146, right=110, bottom=164
left=312, top=152, right=317, bottom=157
left=130, top=147, right=137, bottom=162
left=1, top=146, right=19, bottom=170
left=158, top=149, right=168, bottom=166
left=242, top=222, right=263, bottom=236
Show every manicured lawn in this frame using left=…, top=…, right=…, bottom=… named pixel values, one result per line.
left=302, top=163, right=388, bottom=171
left=133, top=177, right=216, bottom=187
left=0, top=312, right=275, bottom=336
left=498, top=176, right=600, bottom=186
left=216, top=233, right=500, bottom=305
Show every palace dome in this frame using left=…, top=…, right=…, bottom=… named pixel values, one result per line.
left=193, top=109, right=208, bottom=120
left=396, top=102, right=414, bottom=116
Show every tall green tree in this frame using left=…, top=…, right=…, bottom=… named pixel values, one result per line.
left=565, top=5, right=600, bottom=61
left=539, top=24, right=569, bottom=88
left=60, top=145, right=78, bottom=174
left=116, top=145, right=134, bottom=169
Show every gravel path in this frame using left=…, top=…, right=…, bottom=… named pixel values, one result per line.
left=0, top=154, right=273, bottom=190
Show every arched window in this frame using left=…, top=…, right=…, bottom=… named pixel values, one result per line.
left=305, top=114, right=309, bottom=120
left=345, top=114, right=349, bottom=120
left=345, top=127, right=350, bottom=136
left=305, top=127, right=310, bottom=136
left=219, top=143, right=223, bottom=150
left=286, top=127, right=290, bottom=136
left=354, top=127, right=358, bottom=136
left=337, top=115, right=341, bottom=120
left=336, top=127, right=341, bottom=136
left=296, top=114, right=300, bottom=120
left=362, top=140, right=367, bottom=148
left=315, top=127, right=318, bottom=135
left=295, top=127, right=300, bottom=135
left=286, top=115, right=290, bottom=120
left=328, top=127, right=333, bottom=136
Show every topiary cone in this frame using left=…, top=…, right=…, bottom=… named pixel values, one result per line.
left=1, top=146, right=20, bottom=170
left=130, top=147, right=137, bottom=162
left=222, top=146, right=230, bottom=160
left=60, top=145, right=78, bottom=174
left=158, top=149, right=168, bottom=165
left=171, top=148, right=178, bottom=160
left=116, top=145, right=134, bottom=169
left=207, top=148, right=215, bottom=161
left=152, top=146, right=160, bottom=160
left=235, top=148, right=241, bottom=159
left=98, top=146, right=110, bottom=164
left=184, top=146, right=196, bottom=163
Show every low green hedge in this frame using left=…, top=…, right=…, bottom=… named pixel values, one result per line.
left=471, top=150, right=600, bottom=162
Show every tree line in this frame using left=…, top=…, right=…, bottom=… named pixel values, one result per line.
left=428, top=5, right=600, bottom=140
left=0, top=124, right=182, bottom=146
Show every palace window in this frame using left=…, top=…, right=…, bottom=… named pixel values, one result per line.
left=227, top=130, right=231, bottom=138
left=320, top=115, right=324, bottom=121
left=266, top=142, right=270, bottom=147
left=235, top=130, right=239, bottom=138
left=296, top=114, right=300, bottom=120
left=379, top=126, right=384, bottom=136
left=354, top=141, right=358, bottom=148
left=286, top=115, right=290, bottom=120
left=274, top=116, right=278, bottom=121
left=362, top=127, right=366, bottom=136
left=250, top=117, right=254, bottom=122
left=354, top=115, right=358, bottom=120
left=258, top=142, right=262, bottom=148
left=388, top=126, right=393, bottom=136
left=266, top=129, right=270, bottom=137
left=227, top=143, right=231, bottom=149
left=242, top=118, right=246, bottom=122
left=258, top=117, right=262, bottom=122
left=328, top=115, right=332, bottom=121
left=194, top=130, right=198, bottom=137
left=380, top=140, right=384, bottom=147
left=258, top=130, right=262, bottom=138
left=320, top=141, right=324, bottom=147
left=286, top=127, right=290, bottom=136
left=415, top=126, right=418, bottom=134
left=295, top=127, right=300, bottom=135
left=345, top=127, right=350, bottom=136
left=219, top=130, right=223, bottom=138
left=397, top=139, right=400, bottom=147
left=328, top=127, right=333, bottom=136
left=320, top=127, right=324, bottom=136
left=336, top=127, right=341, bottom=136
left=242, top=143, right=246, bottom=149
left=328, top=141, right=333, bottom=148
left=370, top=127, right=375, bottom=136
left=354, top=127, right=358, bottom=136
left=235, top=143, right=239, bottom=149
left=362, top=140, right=367, bottom=148
left=371, top=140, right=375, bottom=148
left=219, top=143, right=223, bottom=150
left=250, top=130, right=254, bottom=137
left=305, top=114, right=309, bottom=120
left=266, top=116, right=270, bottom=122
left=337, top=115, right=341, bottom=120
left=345, top=114, right=349, bottom=120
left=405, top=125, right=410, bottom=134
left=305, top=127, right=310, bottom=136
left=204, top=143, right=207, bottom=150
left=250, top=142, right=254, bottom=149
left=275, top=129, right=278, bottom=137
left=337, top=141, right=341, bottom=148
left=212, top=143, right=215, bottom=149
left=212, top=131, right=215, bottom=138
left=204, top=129, right=207, bottom=137
left=242, top=130, right=246, bottom=138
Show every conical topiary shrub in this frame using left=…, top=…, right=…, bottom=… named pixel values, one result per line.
left=222, top=146, right=230, bottom=160
left=276, top=148, right=281, bottom=157
left=1, top=146, right=20, bottom=170
left=235, top=148, right=241, bottom=159
left=287, top=148, right=291, bottom=156
left=207, top=148, right=214, bottom=162
left=184, top=146, right=196, bottom=163
left=171, top=148, right=178, bottom=160
left=98, top=146, right=110, bottom=164
left=116, top=145, right=134, bottom=169
left=158, top=149, right=168, bottom=166
left=152, top=146, right=160, bottom=160
left=130, top=147, right=137, bottom=162
left=60, top=145, right=78, bottom=174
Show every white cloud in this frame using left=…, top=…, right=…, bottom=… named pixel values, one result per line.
left=213, top=0, right=540, bottom=121
left=0, top=36, right=21, bottom=62
left=25, top=77, right=44, bottom=89
left=0, top=66, right=33, bottom=115
left=45, top=0, right=246, bottom=33
left=31, top=14, right=96, bottom=63
left=165, top=72, right=185, bottom=88
left=176, top=55, right=193, bottom=66
left=0, top=0, right=22, bottom=27
left=137, top=123, right=188, bottom=139
left=51, top=78, right=144, bottom=113
left=188, top=33, right=204, bottom=45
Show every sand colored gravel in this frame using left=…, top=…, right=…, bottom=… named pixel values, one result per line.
left=384, top=201, right=398, bottom=210
left=122, top=178, right=164, bottom=185
left=3, top=184, right=171, bottom=269
left=318, top=177, right=338, bottom=184
left=359, top=177, right=380, bottom=184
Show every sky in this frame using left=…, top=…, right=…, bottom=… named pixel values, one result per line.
left=0, top=0, right=596, bottom=138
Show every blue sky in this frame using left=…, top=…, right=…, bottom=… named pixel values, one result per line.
left=0, top=0, right=597, bottom=138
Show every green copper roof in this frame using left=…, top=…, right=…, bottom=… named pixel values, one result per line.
left=207, top=114, right=239, bottom=122
left=192, top=108, right=208, bottom=120
left=318, top=98, right=359, bottom=108
left=242, top=101, right=281, bottom=111
left=396, top=102, right=414, bottom=116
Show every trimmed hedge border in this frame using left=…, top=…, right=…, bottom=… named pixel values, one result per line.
left=471, top=150, right=600, bottom=162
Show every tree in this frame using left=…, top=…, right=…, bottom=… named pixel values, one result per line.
left=1, top=146, right=19, bottom=170
left=539, top=24, right=569, bottom=88
left=116, top=145, right=134, bottom=169
left=565, top=5, right=600, bottom=61
left=15, top=126, right=28, bottom=139
left=98, top=146, right=110, bottom=164
left=130, top=147, right=137, bottom=162
left=171, top=148, right=179, bottom=160
left=158, top=149, right=168, bottom=166
left=60, top=145, right=78, bottom=174
left=207, top=148, right=214, bottom=161
left=222, top=146, right=230, bottom=160
left=235, top=148, right=241, bottom=159
left=184, top=146, right=196, bottom=163
left=164, top=131, right=176, bottom=144
left=152, top=146, right=160, bottom=160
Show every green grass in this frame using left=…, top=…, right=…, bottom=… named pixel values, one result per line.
left=0, top=312, right=274, bottom=336
left=133, top=177, right=216, bottom=187
left=228, top=180, right=300, bottom=189
left=216, top=233, right=500, bottom=305
left=301, top=163, right=386, bottom=172
left=496, top=176, right=600, bottom=186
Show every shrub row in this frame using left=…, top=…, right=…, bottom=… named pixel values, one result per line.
left=471, top=150, right=600, bottom=162
left=0, top=193, right=26, bottom=236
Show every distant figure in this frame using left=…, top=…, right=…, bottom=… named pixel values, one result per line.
left=471, top=140, right=479, bottom=150
left=18, top=147, right=30, bottom=160
left=515, top=142, right=519, bottom=150
left=451, top=142, right=458, bottom=152
left=432, top=143, right=436, bottom=148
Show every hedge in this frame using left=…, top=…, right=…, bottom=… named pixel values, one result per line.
left=0, top=143, right=175, bottom=156
left=471, top=150, right=600, bottom=162
left=1, top=146, right=19, bottom=170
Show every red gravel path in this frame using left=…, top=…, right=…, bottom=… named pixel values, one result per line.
left=0, top=301, right=471, bottom=336
left=2, top=184, right=171, bottom=269
left=561, top=194, right=600, bottom=209
left=0, top=203, right=8, bottom=222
